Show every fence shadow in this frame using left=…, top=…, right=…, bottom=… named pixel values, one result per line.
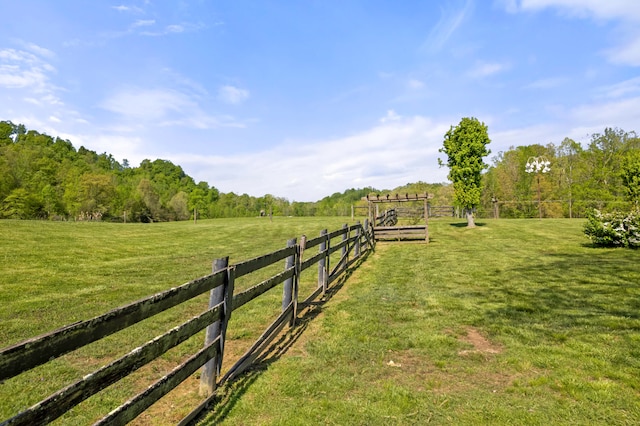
left=190, top=255, right=366, bottom=425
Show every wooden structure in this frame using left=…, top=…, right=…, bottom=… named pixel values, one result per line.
left=364, top=193, right=431, bottom=242
left=0, top=222, right=373, bottom=425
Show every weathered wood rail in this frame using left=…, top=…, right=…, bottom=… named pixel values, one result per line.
left=428, top=205, right=455, bottom=217
left=365, top=193, right=431, bottom=242
left=375, top=208, right=398, bottom=227
left=0, top=220, right=374, bottom=426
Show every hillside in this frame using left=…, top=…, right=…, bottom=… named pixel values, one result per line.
left=1, top=120, right=448, bottom=221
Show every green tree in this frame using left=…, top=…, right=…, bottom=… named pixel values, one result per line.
left=552, top=138, right=582, bottom=218
left=168, top=191, right=190, bottom=220
left=439, top=117, right=491, bottom=227
left=1, top=188, right=43, bottom=219
left=621, top=150, right=640, bottom=207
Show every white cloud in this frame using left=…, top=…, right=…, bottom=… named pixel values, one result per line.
left=380, top=110, right=401, bottom=123
left=569, top=96, right=640, bottom=128
left=490, top=95, right=640, bottom=157
left=113, top=5, right=144, bottom=14
left=423, top=0, right=474, bottom=53
left=516, top=0, right=640, bottom=21
left=100, top=87, right=247, bottom=129
left=166, top=25, right=184, bottom=34
left=606, top=35, right=640, bottom=66
left=101, top=88, right=195, bottom=121
left=132, top=19, right=155, bottom=28
left=18, top=41, right=55, bottom=59
left=504, top=0, right=640, bottom=66
left=407, top=79, right=425, bottom=90
left=218, top=85, right=250, bottom=105
left=523, top=77, right=568, bottom=90
left=0, top=47, right=61, bottom=105
left=467, top=61, right=510, bottom=78
left=140, top=22, right=205, bottom=37
left=594, top=76, right=640, bottom=98
left=170, top=113, right=452, bottom=201
left=67, top=132, right=147, bottom=165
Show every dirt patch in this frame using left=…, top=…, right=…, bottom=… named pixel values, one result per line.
left=457, top=327, right=502, bottom=356
left=382, top=348, right=516, bottom=396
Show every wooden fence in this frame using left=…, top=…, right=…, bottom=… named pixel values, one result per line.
left=428, top=205, right=455, bottom=217
left=375, top=208, right=398, bottom=227
left=365, top=194, right=431, bottom=242
left=0, top=221, right=374, bottom=426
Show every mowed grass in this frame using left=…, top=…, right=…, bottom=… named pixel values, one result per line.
left=199, top=219, right=640, bottom=425
left=0, top=216, right=354, bottom=424
left=2, top=218, right=640, bottom=425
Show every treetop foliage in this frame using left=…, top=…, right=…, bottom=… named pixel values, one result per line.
left=439, top=117, right=491, bottom=212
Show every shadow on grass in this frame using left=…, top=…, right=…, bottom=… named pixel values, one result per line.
left=476, top=252, right=640, bottom=334
left=189, top=254, right=367, bottom=425
left=449, top=222, right=487, bottom=228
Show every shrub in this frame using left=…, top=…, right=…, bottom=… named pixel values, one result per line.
left=584, top=209, right=640, bottom=248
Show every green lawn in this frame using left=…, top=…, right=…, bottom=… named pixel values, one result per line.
left=2, top=218, right=640, bottom=425
left=201, top=219, right=640, bottom=425
left=0, top=216, right=354, bottom=424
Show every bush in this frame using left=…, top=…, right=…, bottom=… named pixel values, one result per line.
left=584, top=209, right=640, bottom=248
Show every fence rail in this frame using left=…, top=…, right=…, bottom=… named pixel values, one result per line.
left=0, top=220, right=374, bottom=426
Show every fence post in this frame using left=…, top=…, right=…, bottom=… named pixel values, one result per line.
left=341, top=223, right=348, bottom=267
left=282, top=238, right=296, bottom=325
left=363, top=219, right=369, bottom=252
left=355, top=221, right=361, bottom=258
left=200, top=256, right=228, bottom=396
left=424, top=198, right=429, bottom=243
left=318, top=229, right=328, bottom=293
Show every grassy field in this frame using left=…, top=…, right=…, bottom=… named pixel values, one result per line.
left=199, top=219, right=640, bottom=425
left=0, top=216, right=353, bottom=424
left=2, top=217, right=640, bottom=425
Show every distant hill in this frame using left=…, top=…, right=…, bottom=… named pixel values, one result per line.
left=0, top=120, right=451, bottom=221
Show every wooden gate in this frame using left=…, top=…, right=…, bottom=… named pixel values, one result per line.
left=364, top=193, right=431, bottom=242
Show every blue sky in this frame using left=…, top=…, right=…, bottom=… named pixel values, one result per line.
left=1, top=1, right=640, bottom=201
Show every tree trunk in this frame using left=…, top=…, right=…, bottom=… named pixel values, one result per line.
left=465, top=208, right=476, bottom=227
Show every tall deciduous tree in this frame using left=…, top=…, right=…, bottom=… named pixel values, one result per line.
left=439, top=117, right=491, bottom=227
left=621, top=150, right=640, bottom=207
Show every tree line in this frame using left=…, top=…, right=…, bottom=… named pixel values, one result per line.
left=0, top=121, right=397, bottom=221
left=2, top=120, right=638, bottom=221
left=481, top=127, right=640, bottom=218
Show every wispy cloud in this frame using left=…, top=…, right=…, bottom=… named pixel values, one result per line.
left=467, top=61, right=510, bottom=78
left=15, top=40, right=55, bottom=59
left=514, top=0, right=640, bottom=21
left=523, top=76, right=568, bottom=90
left=595, top=76, right=640, bottom=98
left=218, top=85, right=250, bottom=105
left=101, top=88, right=195, bottom=121
left=101, top=18, right=203, bottom=40
left=132, top=19, right=155, bottom=28
left=407, top=79, right=425, bottom=90
left=171, top=112, right=452, bottom=201
left=101, top=87, right=247, bottom=129
left=423, top=0, right=474, bottom=53
left=0, top=47, right=61, bottom=105
left=140, top=22, right=205, bottom=37
left=113, top=4, right=144, bottom=14
left=505, top=0, right=640, bottom=66
left=606, top=35, right=640, bottom=66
